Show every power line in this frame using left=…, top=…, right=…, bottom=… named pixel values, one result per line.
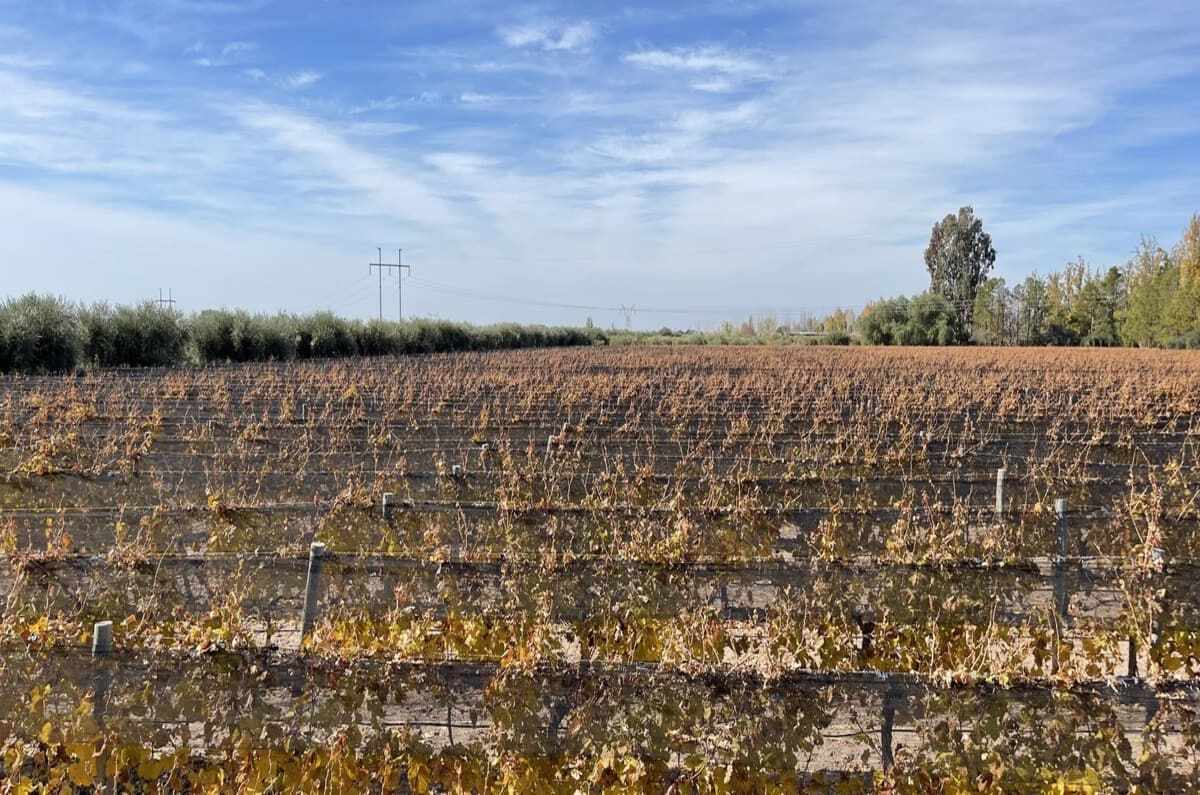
left=328, top=281, right=378, bottom=314
left=323, top=271, right=374, bottom=305
left=405, top=275, right=863, bottom=318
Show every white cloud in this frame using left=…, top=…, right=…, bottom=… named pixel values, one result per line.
left=459, top=92, right=533, bottom=107
left=343, top=121, right=419, bottom=137
left=284, top=69, right=322, bottom=89
left=0, top=182, right=353, bottom=313
left=624, top=46, right=765, bottom=76
left=498, top=21, right=594, bottom=51
left=0, top=69, right=161, bottom=123
left=222, top=41, right=256, bottom=57
left=3, top=2, right=1200, bottom=326
left=348, top=95, right=404, bottom=114
left=191, top=39, right=257, bottom=67
left=691, top=78, right=734, bottom=93
left=459, top=92, right=496, bottom=105
left=425, top=152, right=495, bottom=175
left=590, top=102, right=762, bottom=165
left=231, top=103, right=458, bottom=228
left=0, top=53, right=53, bottom=69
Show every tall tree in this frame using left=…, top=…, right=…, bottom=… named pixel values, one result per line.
left=971, top=277, right=1013, bottom=345
left=1012, top=274, right=1049, bottom=345
left=1177, top=214, right=1200, bottom=287
left=924, top=206, right=996, bottom=335
left=1120, top=238, right=1173, bottom=347
left=1165, top=217, right=1200, bottom=342
left=1070, top=266, right=1123, bottom=346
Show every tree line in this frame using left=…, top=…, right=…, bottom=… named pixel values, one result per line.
left=0, top=296, right=604, bottom=375
left=860, top=209, right=1200, bottom=348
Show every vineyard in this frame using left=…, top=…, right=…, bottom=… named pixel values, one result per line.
left=2, top=345, right=1200, bottom=793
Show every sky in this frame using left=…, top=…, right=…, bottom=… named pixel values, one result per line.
left=1, top=1, right=1198, bottom=329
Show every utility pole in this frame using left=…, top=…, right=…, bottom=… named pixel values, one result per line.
left=154, top=288, right=176, bottom=311
left=398, top=248, right=410, bottom=321
left=369, top=248, right=410, bottom=322
left=370, top=248, right=383, bottom=320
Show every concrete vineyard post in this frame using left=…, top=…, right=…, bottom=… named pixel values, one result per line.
left=1053, top=498, right=1069, bottom=674
left=382, top=492, right=395, bottom=519
left=300, top=542, right=327, bottom=645
left=995, top=468, right=1006, bottom=518
left=92, top=621, right=113, bottom=721
left=92, top=620, right=113, bottom=657
left=1055, top=498, right=1069, bottom=559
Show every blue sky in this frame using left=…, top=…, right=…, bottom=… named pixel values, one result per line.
left=1, top=1, right=1198, bottom=328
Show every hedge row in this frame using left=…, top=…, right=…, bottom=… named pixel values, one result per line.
left=0, top=294, right=604, bottom=374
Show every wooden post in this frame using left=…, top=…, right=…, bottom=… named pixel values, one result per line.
left=881, top=686, right=899, bottom=771
left=547, top=699, right=572, bottom=745
left=995, top=468, right=1006, bottom=518
left=856, top=612, right=875, bottom=666
left=300, top=542, right=326, bottom=645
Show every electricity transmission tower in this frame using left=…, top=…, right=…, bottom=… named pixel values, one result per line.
left=154, top=289, right=177, bottom=311
left=619, top=304, right=637, bottom=330
left=369, top=248, right=411, bottom=321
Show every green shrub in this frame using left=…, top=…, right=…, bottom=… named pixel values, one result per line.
left=858, top=293, right=961, bottom=346
left=823, top=331, right=852, bottom=345
left=1166, top=330, right=1200, bottom=349
left=80, top=302, right=186, bottom=368
left=353, top=319, right=398, bottom=357
left=294, top=312, right=358, bottom=359
left=0, top=295, right=598, bottom=373
left=0, top=293, right=81, bottom=373
left=187, top=310, right=296, bottom=363
left=858, top=297, right=911, bottom=345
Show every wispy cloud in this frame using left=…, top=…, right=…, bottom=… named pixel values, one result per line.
left=590, top=102, right=763, bottom=165
left=498, top=21, right=595, bottom=51
left=0, top=69, right=161, bottom=123
left=0, top=53, right=53, bottom=70
left=342, top=121, right=419, bottom=137
left=459, top=91, right=535, bottom=107
left=691, top=78, right=734, bottom=93
left=460, top=92, right=497, bottom=105
left=3, top=1, right=1200, bottom=324
left=231, top=103, right=458, bottom=228
left=425, top=152, right=496, bottom=175
left=190, top=40, right=257, bottom=67
left=348, top=96, right=404, bottom=114
left=284, top=69, right=322, bottom=89
left=624, top=46, right=764, bottom=76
